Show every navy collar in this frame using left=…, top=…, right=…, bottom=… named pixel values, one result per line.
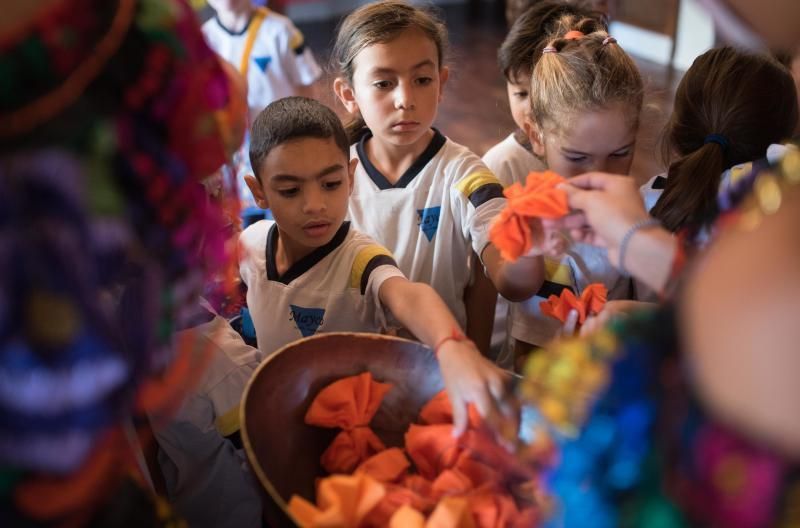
left=266, top=222, right=350, bottom=284
left=356, top=128, right=446, bottom=190
left=214, top=11, right=256, bottom=36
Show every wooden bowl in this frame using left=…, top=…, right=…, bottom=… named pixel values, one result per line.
left=240, top=332, right=443, bottom=526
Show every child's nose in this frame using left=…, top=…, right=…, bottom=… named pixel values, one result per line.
left=394, top=83, right=415, bottom=110
left=303, top=187, right=327, bottom=214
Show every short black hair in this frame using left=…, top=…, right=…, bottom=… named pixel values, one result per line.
left=499, top=0, right=604, bottom=83
left=249, top=96, right=350, bottom=181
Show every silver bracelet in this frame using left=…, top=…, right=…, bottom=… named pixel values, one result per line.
left=618, top=218, right=661, bottom=276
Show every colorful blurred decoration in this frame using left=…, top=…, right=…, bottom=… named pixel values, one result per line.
left=0, top=0, right=245, bottom=524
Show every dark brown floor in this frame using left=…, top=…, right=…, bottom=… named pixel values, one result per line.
left=298, top=2, right=680, bottom=186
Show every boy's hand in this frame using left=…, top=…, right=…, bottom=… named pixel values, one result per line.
left=436, top=340, right=519, bottom=439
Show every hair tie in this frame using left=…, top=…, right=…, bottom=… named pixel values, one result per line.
left=564, top=30, right=585, bottom=40
left=602, top=36, right=617, bottom=46
left=542, top=46, right=558, bottom=54
left=704, top=133, right=730, bottom=151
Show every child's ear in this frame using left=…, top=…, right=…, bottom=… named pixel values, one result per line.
left=526, top=119, right=546, bottom=157
left=347, top=158, right=358, bottom=195
left=333, top=77, right=359, bottom=114
left=244, top=174, right=269, bottom=209
left=438, top=66, right=450, bottom=102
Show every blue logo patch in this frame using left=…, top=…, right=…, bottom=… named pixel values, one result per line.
left=254, top=56, right=272, bottom=72
left=416, top=206, right=441, bottom=242
left=289, top=304, right=325, bottom=337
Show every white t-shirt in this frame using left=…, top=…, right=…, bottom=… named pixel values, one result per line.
left=483, top=133, right=547, bottom=365
left=348, top=129, right=506, bottom=328
left=202, top=8, right=321, bottom=116
left=510, top=245, right=632, bottom=347
left=239, top=220, right=404, bottom=356
left=155, top=311, right=263, bottom=528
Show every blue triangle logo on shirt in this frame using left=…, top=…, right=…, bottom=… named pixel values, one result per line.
left=416, top=206, right=441, bottom=242
left=254, top=56, right=272, bottom=72
left=289, top=304, right=325, bottom=337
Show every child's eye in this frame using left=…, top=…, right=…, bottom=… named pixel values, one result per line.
left=513, top=91, right=528, bottom=99
left=372, top=80, right=393, bottom=89
left=278, top=188, right=299, bottom=198
left=415, top=77, right=433, bottom=86
left=323, top=180, right=342, bottom=191
left=611, top=149, right=632, bottom=158
left=565, top=155, right=587, bottom=163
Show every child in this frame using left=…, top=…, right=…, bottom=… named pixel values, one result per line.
left=240, top=96, right=511, bottom=434
left=483, top=0, right=604, bottom=365
left=202, top=0, right=322, bottom=222
left=645, top=46, right=798, bottom=234
left=505, top=0, right=613, bottom=28
left=331, top=1, right=549, bottom=344
left=510, top=16, right=643, bottom=357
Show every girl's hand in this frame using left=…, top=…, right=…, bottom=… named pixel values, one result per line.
left=580, top=300, right=656, bottom=337
left=556, top=172, right=651, bottom=266
left=521, top=218, right=570, bottom=259
left=436, top=340, right=518, bottom=438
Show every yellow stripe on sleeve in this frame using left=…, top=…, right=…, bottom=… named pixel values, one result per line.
left=544, top=258, right=572, bottom=286
left=289, top=30, right=305, bottom=52
left=215, top=404, right=241, bottom=437
left=349, top=245, right=394, bottom=290
left=454, top=171, right=502, bottom=199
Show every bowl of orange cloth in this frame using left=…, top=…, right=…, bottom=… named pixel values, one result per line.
left=241, top=332, right=443, bottom=527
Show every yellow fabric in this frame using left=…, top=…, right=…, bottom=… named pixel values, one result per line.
left=215, top=404, right=240, bottom=437
left=349, top=245, right=393, bottom=290
left=289, top=29, right=305, bottom=52
left=454, top=171, right=501, bottom=198
left=238, top=7, right=269, bottom=76
left=544, top=257, right=572, bottom=286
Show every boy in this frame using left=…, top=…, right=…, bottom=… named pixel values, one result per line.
left=482, top=1, right=605, bottom=368
left=240, top=97, right=511, bottom=435
left=202, top=0, right=322, bottom=222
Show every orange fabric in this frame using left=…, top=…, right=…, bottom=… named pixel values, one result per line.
left=403, top=474, right=434, bottom=498
left=305, top=372, right=392, bottom=430
left=452, top=457, right=500, bottom=489
left=288, top=473, right=386, bottom=528
left=363, top=483, right=435, bottom=527
left=468, top=492, right=520, bottom=528
left=419, top=390, right=482, bottom=429
left=539, top=283, right=608, bottom=325
left=489, top=171, right=570, bottom=261
left=431, top=469, right=474, bottom=498
left=427, top=496, right=477, bottom=528
left=321, top=428, right=387, bottom=475
left=355, top=447, right=411, bottom=483
left=306, top=372, right=393, bottom=474
left=389, top=504, right=426, bottom=528
left=458, top=430, right=539, bottom=482
left=405, top=424, right=464, bottom=480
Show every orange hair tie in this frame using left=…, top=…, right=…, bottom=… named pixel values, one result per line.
left=563, top=30, right=585, bottom=40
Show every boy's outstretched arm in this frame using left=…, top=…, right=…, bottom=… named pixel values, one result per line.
left=378, top=277, right=516, bottom=437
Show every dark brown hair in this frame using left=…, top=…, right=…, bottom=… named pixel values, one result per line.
left=249, top=96, right=349, bottom=181
left=651, top=47, right=799, bottom=232
left=331, top=0, right=448, bottom=143
left=505, top=0, right=604, bottom=28
left=529, top=16, right=643, bottom=135
left=499, top=0, right=605, bottom=84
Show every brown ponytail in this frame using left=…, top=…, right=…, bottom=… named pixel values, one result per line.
left=651, top=47, right=799, bottom=232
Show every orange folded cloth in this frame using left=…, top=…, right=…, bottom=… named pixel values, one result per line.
left=405, top=424, right=465, bottom=480
left=431, top=469, right=474, bottom=499
left=467, top=492, right=520, bottom=528
left=458, top=430, right=538, bottom=483
left=305, top=372, right=393, bottom=474
left=288, top=473, right=386, bottom=528
left=419, top=390, right=482, bottom=430
left=389, top=505, right=426, bottom=528
left=452, top=456, right=500, bottom=490
left=363, top=483, right=435, bottom=527
left=539, top=283, right=608, bottom=325
left=489, top=171, right=569, bottom=261
left=355, top=448, right=411, bottom=483
left=427, top=497, right=477, bottom=528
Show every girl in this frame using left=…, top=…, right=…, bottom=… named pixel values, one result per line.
left=510, top=16, right=643, bottom=359
left=646, top=46, right=798, bottom=234
left=332, top=1, right=549, bottom=343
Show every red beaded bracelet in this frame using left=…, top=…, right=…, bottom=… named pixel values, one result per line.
left=433, top=328, right=472, bottom=357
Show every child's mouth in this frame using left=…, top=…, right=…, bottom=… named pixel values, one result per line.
left=303, top=222, right=331, bottom=238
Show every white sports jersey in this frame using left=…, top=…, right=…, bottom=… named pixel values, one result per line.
left=510, top=245, right=632, bottom=347
left=348, top=130, right=506, bottom=327
left=155, top=311, right=263, bottom=528
left=482, top=132, right=546, bottom=187
left=483, top=132, right=546, bottom=365
left=239, top=220, right=404, bottom=356
left=202, top=8, right=321, bottom=115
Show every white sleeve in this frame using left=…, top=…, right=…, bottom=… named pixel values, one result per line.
left=365, top=264, right=406, bottom=331
left=278, top=19, right=321, bottom=87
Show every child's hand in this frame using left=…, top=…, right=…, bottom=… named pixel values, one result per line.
left=436, top=340, right=518, bottom=439
left=522, top=218, right=570, bottom=259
